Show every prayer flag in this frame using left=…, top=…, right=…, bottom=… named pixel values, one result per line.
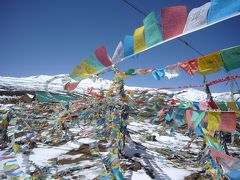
left=219, top=112, right=236, bottom=132
left=152, top=69, right=165, bottom=80
left=216, top=102, right=228, bottom=111
left=134, top=26, right=147, bottom=53
left=143, top=12, right=162, bottom=47
left=197, top=52, right=224, bottom=75
left=208, top=111, right=221, bottom=131
left=123, top=35, right=134, bottom=57
left=64, top=81, right=80, bottom=92
left=94, top=46, right=112, bottom=67
left=165, top=64, right=180, bottom=79
left=179, top=59, right=199, bottom=76
left=80, top=60, right=99, bottom=74
left=220, top=45, right=240, bottom=72
left=85, top=55, right=105, bottom=71
left=161, top=6, right=187, bottom=40
left=184, top=2, right=211, bottom=32
left=185, top=109, right=194, bottom=127
left=208, top=0, right=240, bottom=23
left=203, top=128, right=224, bottom=152
left=227, top=101, right=238, bottom=112
left=112, top=41, right=124, bottom=64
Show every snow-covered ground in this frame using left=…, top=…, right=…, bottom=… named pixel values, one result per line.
left=1, top=74, right=239, bottom=101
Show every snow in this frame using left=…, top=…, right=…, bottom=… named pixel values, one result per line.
left=1, top=75, right=239, bottom=101
left=162, top=167, right=192, bottom=180
left=131, top=170, right=152, bottom=180
left=27, top=142, right=80, bottom=166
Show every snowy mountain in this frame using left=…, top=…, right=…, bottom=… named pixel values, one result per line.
left=0, top=75, right=239, bottom=102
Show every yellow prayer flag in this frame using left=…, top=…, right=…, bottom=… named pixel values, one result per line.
left=71, top=64, right=89, bottom=78
left=228, top=101, right=238, bottom=111
left=13, top=144, right=20, bottom=153
left=134, top=26, right=147, bottom=53
left=197, top=52, right=224, bottom=74
left=80, top=60, right=99, bottom=74
left=207, top=111, right=221, bottom=131
left=116, top=72, right=129, bottom=78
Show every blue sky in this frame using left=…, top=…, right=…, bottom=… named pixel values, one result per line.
left=0, top=0, right=239, bottom=92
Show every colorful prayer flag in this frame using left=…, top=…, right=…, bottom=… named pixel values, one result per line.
left=184, top=2, right=211, bottom=32
left=123, top=35, right=134, bottom=57
left=112, top=41, right=124, bottom=64
left=94, top=46, right=112, bottom=67
left=219, top=112, right=236, bottom=132
left=64, top=81, right=80, bottom=92
left=197, top=52, right=224, bottom=75
left=208, top=0, right=240, bottom=23
left=179, top=59, right=199, bottom=76
left=220, top=45, right=240, bottom=72
left=161, top=6, right=187, bottom=40
left=143, top=12, right=162, bottom=47
left=208, top=111, right=221, bottom=131
left=164, top=64, right=180, bottom=79
left=85, top=55, right=105, bottom=71
left=134, top=26, right=147, bottom=53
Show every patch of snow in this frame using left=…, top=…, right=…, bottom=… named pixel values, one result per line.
left=131, top=169, right=152, bottom=180
left=162, top=167, right=192, bottom=180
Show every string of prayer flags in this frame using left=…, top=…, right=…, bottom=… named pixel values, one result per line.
left=161, top=6, right=187, bottom=40
left=197, top=52, right=224, bottom=75
left=112, top=41, right=124, bottom=64
left=94, top=46, right=113, bottom=67
left=208, top=0, right=240, bottom=23
left=178, top=59, right=198, bottom=77
left=164, top=64, right=180, bottom=79
left=220, top=45, right=240, bottom=72
left=134, top=26, right=147, bottom=53
left=207, top=75, right=240, bottom=86
left=143, top=12, right=162, bottom=47
left=184, top=2, right=211, bottom=32
left=116, top=68, right=155, bottom=78
left=124, top=35, right=134, bottom=57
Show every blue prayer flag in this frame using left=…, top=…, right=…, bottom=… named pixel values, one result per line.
left=208, top=0, right=240, bottom=23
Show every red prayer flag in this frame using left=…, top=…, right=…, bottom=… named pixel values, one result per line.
left=219, top=112, right=237, bottom=133
left=179, top=59, right=198, bottom=76
left=211, top=148, right=237, bottom=162
left=94, top=46, right=112, bottom=67
left=64, top=82, right=80, bottom=91
left=185, top=109, right=194, bottom=127
left=208, top=101, right=219, bottom=110
left=161, top=6, right=187, bottom=40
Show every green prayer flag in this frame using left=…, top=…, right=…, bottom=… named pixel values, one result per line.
left=220, top=45, right=240, bottom=72
left=192, top=111, right=206, bottom=128
left=143, top=12, right=162, bottom=47
left=216, top=102, right=228, bottom=111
